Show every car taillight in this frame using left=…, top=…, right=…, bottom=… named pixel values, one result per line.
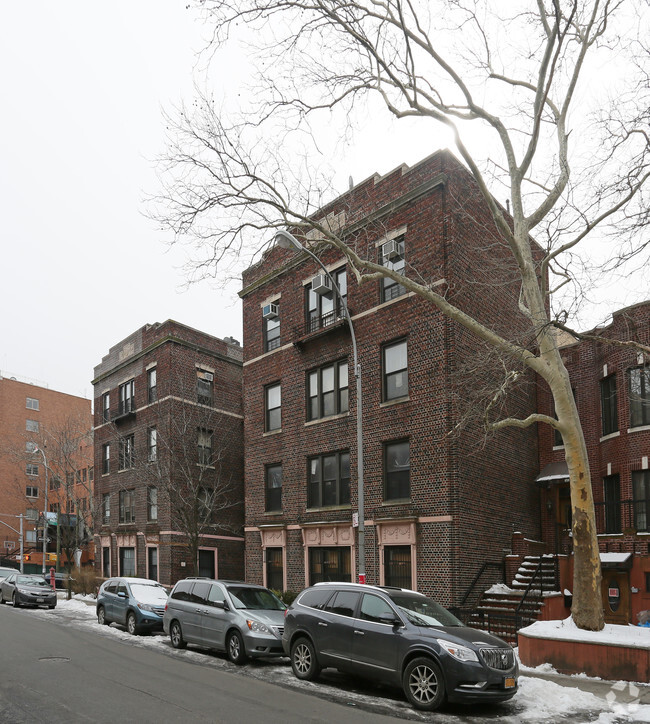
left=284, top=608, right=288, bottom=618
left=165, top=603, right=168, bottom=610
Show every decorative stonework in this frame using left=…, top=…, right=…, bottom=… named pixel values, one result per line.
left=301, top=524, right=353, bottom=547
left=260, top=528, right=286, bottom=547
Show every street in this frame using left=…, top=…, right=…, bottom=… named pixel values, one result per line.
left=0, top=600, right=647, bottom=723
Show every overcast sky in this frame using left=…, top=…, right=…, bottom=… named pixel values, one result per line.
left=1, top=3, right=645, bottom=402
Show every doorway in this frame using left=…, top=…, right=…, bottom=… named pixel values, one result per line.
left=601, top=571, right=631, bottom=625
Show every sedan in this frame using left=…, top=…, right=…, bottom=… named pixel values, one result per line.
left=0, top=573, right=57, bottom=609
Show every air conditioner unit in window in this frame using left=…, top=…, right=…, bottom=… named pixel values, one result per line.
left=198, top=371, right=213, bottom=382
left=310, top=274, right=332, bottom=295
left=382, top=239, right=401, bottom=261
left=262, top=303, right=279, bottom=319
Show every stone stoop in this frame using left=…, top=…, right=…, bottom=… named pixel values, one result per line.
left=466, top=556, right=558, bottom=645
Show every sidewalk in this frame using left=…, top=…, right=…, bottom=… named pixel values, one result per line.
left=523, top=666, right=650, bottom=706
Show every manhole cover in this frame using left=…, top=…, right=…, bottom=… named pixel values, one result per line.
left=38, top=657, right=70, bottom=663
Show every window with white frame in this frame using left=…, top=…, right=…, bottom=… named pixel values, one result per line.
left=118, top=380, right=135, bottom=415
left=197, top=428, right=213, bottom=466
left=382, top=339, right=408, bottom=401
left=307, top=360, right=348, bottom=420
left=26, top=463, right=38, bottom=477
left=118, top=434, right=135, bottom=470
left=265, top=383, right=281, bottom=431
left=26, top=419, right=39, bottom=432
left=26, top=397, right=39, bottom=410
left=147, top=427, right=157, bottom=462
left=119, top=490, right=136, bottom=524
left=26, top=485, right=38, bottom=498
left=147, top=486, right=158, bottom=521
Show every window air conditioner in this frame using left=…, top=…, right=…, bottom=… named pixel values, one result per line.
left=262, top=303, right=279, bottom=319
left=382, top=240, right=401, bottom=261
left=310, top=274, right=332, bottom=295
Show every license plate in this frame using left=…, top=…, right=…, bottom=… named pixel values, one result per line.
left=36, top=598, right=44, bottom=603
left=504, top=677, right=516, bottom=689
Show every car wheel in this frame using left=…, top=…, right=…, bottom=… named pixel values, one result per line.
left=402, top=657, right=446, bottom=711
left=170, top=620, right=186, bottom=649
left=0, top=594, right=5, bottom=605
left=97, top=606, right=108, bottom=625
left=226, top=630, right=247, bottom=665
left=127, top=612, right=138, bottom=636
left=12, top=593, right=20, bottom=609
left=290, top=637, right=321, bottom=681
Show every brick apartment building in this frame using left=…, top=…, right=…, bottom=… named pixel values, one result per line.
left=92, top=320, right=245, bottom=586
left=240, top=150, right=541, bottom=605
left=0, top=375, right=93, bottom=571
left=535, top=301, right=650, bottom=624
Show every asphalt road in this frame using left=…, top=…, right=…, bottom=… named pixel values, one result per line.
left=0, top=604, right=404, bottom=724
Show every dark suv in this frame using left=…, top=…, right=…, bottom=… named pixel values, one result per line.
left=282, top=582, right=517, bottom=712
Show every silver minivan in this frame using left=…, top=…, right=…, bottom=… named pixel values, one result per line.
left=163, top=578, right=287, bottom=663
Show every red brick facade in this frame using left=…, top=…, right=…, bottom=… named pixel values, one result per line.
left=241, top=151, right=541, bottom=604
left=92, top=320, right=244, bottom=586
left=537, top=302, right=650, bottom=622
left=0, top=376, right=92, bottom=570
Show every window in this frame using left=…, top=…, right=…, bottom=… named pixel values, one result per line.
left=82, top=468, right=87, bottom=483
left=379, top=235, right=406, bottom=302
left=25, top=508, right=38, bottom=521
left=360, top=593, right=398, bottom=624
left=102, top=547, right=110, bottom=577
left=26, top=485, right=38, bottom=498
left=147, top=368, right=157, bottom=403
left=147, top=427, right=157, bottom=462
left=265, top=464, right=282, bottom=512
left=66, top=472, right=74, bottom=487
left=26, top=463, right=38, bottom=477
left=118, top=434, right=135, bottom=470
left=629, top=366, right=650, bottom=427
left=147, top=487, right=158, bottom=521
left=384, top=546, right=412, bottom=588
left=26, top=530, right=36, bottom=544
left=264, top=305, right=281, bottom=352
left=265, top=383, right=281, bottom=431
left=25, top=441, right=36, bottom=453
left=308, top=451, right=350, bottom=508
left=119, top=490, right=136, bottom=524
left=266, top=548, right=283, bottom=591
left=600, top=375, right=618, bottom=436
left=50, top=476, right=61, bottom=490
left=102, top=443, right=110, bottom=475
left=26, top=397, right=39, bottom=410
left=307, top=360, right=348, bottom=420
left=603, top=475, right=621, bottom=534
left=305, top=267, right=347, bottom=333
left=324, top=590, right=360, bottom=617
left=75, top=470, right=81, bottom=484
left=26, top=419, right=39, bottom=432
left=118, top=380, right=135, bottom=415
left=384, top=440, right=410, bottom=501
left=89, top=466, right=94, bottom=482
left=308, top=547, right=351, bottom=584
left=102, top=494, right=110, bottom=524
left=119, top=547, right=135, bottom=576
left=197, top=428, right=213, bottom=466
left=197, top=369, right=213, bottom=405
left=102, top=392, right=110, bottom=422
left=382, top=339, right=408, bottom=401
left=632, top=470, right=650, bottom=533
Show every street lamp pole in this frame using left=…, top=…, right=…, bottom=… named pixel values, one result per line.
left=33, top=445, right=49, bottom=575
left=275, top=230, right=366, bottom=583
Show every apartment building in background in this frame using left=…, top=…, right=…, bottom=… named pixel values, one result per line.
left=92, top=320, right=245, bottom=586
left=240, top=150, right=541, bottom=605
left=0, top=375, right=93, bottom=571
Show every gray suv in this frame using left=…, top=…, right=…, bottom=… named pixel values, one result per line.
left=163, top=578, right=287, bottom=664
left=282, top=582, right=518, bottom=712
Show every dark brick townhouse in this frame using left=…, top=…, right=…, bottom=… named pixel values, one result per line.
left=240, top=150, right=541, bottom=605
left=536, top=301, right=650, bottom=624
left=92, top=321, right=244, bottom=586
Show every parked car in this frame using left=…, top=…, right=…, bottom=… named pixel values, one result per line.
left=0, top=566, right=19, bottom=581
left=282, top=582, right=518, bottom=712
left=96, top=577, right=169, bottom=635
left=0, top=573, right=57, bottom=609
left=163, top=578, right=287, bottom=663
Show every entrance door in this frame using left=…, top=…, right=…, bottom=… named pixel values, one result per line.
left=198, top=549, right=215, bottom=578
left=601, top=571, right=631, bottom=625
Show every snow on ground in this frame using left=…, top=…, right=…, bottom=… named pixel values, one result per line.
left=22, top=600, right=650, bottom=722
left=520, top=616, right=650, bottom=649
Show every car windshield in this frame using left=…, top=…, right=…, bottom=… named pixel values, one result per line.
left=130, top=584, right=168, bottom=604
left=227, top=587, right=285, bottom=611
left=16, top=576, right=51, bottom=588
left=388, top=592, right=463, bottom=627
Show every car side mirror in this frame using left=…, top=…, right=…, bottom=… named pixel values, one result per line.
left=377, top=612, right=401, bottom=626
left=213, top=600, right=229, bottom=610
left=118, top=591, right=127, bottom=598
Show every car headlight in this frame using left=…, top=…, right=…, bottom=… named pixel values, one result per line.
left=246, top=619, right=270, bottom=634
left=437, top=639, right=479, bottom=662
left=138, top=603, right=156, bottom=612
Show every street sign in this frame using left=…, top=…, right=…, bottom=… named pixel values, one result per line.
left=3, top=541, right=14, bottom=549
left=37, top=537, right=51, bottom=543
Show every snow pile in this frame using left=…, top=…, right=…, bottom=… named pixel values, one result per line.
left=520, top=617, right=650, bottom=649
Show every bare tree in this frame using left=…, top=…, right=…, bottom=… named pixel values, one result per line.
left=153, top=1, right=650, bottom=630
